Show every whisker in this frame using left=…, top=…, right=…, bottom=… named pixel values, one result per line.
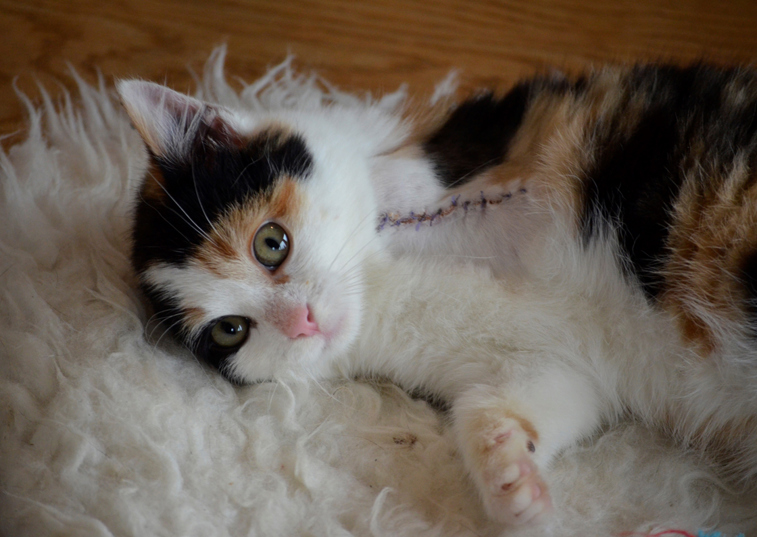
left=153, top=317, right=187, bottom=349
left=231, top=159, right=260, bottom=189
left=139, top=192, right=196, bottom=247
left=327, top=209, right=378, bottom=272
left=146, top=311, right=185, bottom=340
left=423, top=254, right=499, bottom=260
left=442, top=156, right=501, bottom=190
left=307, top=373, right=346, bottom=407
left=192, top=164, right=223, bottom=241
left=337, top=233, right=383, bottom=276
left=337, top=243, right=386, bottom=283
left=147, top=170, right=219, bottom=247
left=267, top=381, right=280, bottom=414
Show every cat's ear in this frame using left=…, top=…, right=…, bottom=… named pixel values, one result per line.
left=117, top=80, right=244, bottom=160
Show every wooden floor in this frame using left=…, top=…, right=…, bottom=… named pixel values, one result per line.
left=2, top=0, right=757, bottom=137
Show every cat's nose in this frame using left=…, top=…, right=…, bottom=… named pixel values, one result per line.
left=284, top=305, right=321, bottom=339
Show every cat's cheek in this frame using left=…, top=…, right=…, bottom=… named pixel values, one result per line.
left=325, top=319, right=357, bottom=352
left=329, top=304, right=364, bottom=349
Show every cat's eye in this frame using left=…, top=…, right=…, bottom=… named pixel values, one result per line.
left=193, top=315, right=254, bottom=381
left=253, top=222, right=290, bottom=269
left=209, top=315, right=250, bottom=349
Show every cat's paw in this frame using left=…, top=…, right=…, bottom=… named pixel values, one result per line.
left=474, top=419, right=550, bottom=525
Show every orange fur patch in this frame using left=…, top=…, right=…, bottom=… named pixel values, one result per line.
left=141, top=161, right=169, bottom=204
left=467, top=405, right=540, bottom=452
left=661, top=160, right=757, bottom=355
left=192, top=177, right=303, bottom=281
left=513, top=415, right=539, bottom=445
left=272, top=273, right=291, bottom=285
left=269, top=178, right=301, bottom=220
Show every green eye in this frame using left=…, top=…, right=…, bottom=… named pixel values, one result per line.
left=210, top=316, right=250, bottom=349
left=253, top=222, right=290, bottom=269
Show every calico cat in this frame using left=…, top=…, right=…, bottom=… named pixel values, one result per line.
left=118, top=64, right=757, bottom=527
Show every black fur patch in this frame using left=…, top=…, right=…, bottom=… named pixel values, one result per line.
left=423, top=75, right=584, bottom=189
left=582, top=65, right=731, bottom=299
left=423, top=86, right=528, bottom=188
left=131, top=133, right=313, bottom=273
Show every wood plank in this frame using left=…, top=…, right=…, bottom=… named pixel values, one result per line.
left=2, top=0, right=757, bottom=137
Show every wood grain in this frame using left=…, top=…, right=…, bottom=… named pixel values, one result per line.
left=1, top=0, right=757, bottom=137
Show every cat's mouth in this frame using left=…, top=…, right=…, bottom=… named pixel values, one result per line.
left=295, top=314, right=346, bottom=350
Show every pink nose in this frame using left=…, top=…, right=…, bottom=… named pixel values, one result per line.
left=284, top=305, right=320, bottom=339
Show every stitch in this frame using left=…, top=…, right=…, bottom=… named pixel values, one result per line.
left=376, top=192, right=510, bottom=232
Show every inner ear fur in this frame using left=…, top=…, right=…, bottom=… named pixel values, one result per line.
left=117, top=80, right=245, bottom=161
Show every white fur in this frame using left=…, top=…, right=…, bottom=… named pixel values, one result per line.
left=1, top=46, right=755, bottom=535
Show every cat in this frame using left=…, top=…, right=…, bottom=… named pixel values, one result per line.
left=117, top=63, right=757, bottom=527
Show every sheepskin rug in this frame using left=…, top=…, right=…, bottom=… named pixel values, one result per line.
left=1, top=48, right=755, bottom=537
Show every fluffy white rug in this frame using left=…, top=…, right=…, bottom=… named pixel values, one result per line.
left=1, top=48, right=755, bottom=537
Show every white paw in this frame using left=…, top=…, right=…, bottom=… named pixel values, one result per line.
left=475, top=419, right=550, bottom=525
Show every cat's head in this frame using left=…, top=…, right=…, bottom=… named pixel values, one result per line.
left=118, top=81, right=399, bottom=384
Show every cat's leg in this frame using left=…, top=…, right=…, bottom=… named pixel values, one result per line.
left=451, top=367, right=604, bottom=525
left=453, top=388, right=549, bottom=524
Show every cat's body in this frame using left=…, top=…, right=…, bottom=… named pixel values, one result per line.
left=118, top=63, right=757, bottom=526
left=380, top=64, right=757, bottom=484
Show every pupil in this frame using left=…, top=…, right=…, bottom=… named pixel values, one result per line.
left=222, top=322, right=237, bottom=335
left=265, top=237, right=281, bottom=250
